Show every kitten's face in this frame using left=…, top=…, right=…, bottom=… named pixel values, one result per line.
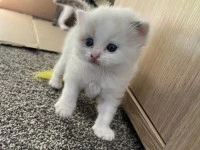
left=76, top=7, right=149, bottom=67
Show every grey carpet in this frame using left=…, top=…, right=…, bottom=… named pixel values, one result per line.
left=0, top=45, right=144, bottom=150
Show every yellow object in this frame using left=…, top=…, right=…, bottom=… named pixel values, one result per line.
left=34, top=70, right=53, bottom=80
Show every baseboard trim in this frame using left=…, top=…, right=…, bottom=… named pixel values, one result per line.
left=122, top=88, right=165, bottom=150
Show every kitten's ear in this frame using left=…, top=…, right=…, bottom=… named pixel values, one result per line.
left=76, top=9, right=87, bottom=24
left=131, top=21, right=149, bottom=36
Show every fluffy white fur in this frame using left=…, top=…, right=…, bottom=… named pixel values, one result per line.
left=49, top=6, right=149, bottom=141
left=58, top=5, right=74, bottom=30
left=53, top=0, right=91, bottom=30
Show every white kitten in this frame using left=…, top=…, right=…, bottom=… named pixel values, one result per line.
left=49, top=6, right=149, bottom=141
left=53, top=0, right=92, bottom=30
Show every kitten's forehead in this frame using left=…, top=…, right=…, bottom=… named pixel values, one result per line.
left=87, top=7, right=137, bottom=43
left=94, top=19, right=122, bottom=43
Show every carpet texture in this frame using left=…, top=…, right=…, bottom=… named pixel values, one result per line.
left=0, top=45, right=144, bottom=150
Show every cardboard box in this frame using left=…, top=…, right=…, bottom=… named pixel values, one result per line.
left=0, top=0, right=56, bottom=21
left=0, top=9, right=66, bottom=52
left=0, top=0, right=66, bottom=52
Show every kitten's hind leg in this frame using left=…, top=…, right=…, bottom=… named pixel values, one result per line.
left=49, top=55, right=66, bottom=89
left=58, top=5, right=74, bottom=30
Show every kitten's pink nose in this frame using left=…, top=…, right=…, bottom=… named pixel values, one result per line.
left=90, top=52, right=100, bottom=60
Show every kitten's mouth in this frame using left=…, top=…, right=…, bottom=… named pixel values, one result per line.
left=89, top=59, right=100, bottom=65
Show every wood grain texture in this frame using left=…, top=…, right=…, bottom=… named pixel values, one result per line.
left=115, top=0, right=200, bottom=142
left=123, top=88, right=165, bottom=150
left=164, top=93, right=200, bottom=150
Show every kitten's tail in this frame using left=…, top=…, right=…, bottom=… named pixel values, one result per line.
left=53, top=0, right=92, bottom=11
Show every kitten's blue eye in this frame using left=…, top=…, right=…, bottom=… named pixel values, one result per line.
left=107, top=43, right=118, bottom=52
left=85, top=38, right=93, bottom=47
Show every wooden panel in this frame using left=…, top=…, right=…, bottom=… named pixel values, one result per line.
left=123, top=88, right=165, bottom=150
left=164, top=94, right=200, bottom=150
left=115, top=0, right=200, bottom=142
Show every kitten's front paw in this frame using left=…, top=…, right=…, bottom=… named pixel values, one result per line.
left=59, top=24, right=69, bottom=30
left=92, top=125, right=115, bottom=141
left=55, top=100, right=75, bottom=118
left=49, top=78, right=63, bottom=89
